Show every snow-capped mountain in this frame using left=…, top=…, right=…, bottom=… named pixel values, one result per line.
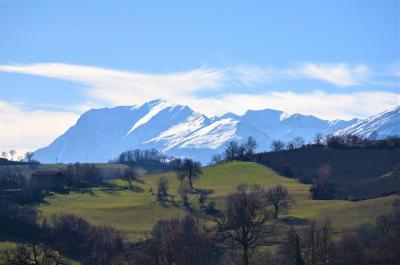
left=34, top=99, right=397, bottom=164
left=335, top=105, right=400, bottom=139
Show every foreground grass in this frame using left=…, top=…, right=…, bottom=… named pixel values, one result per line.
left=35, top=161, right=399, bottom=242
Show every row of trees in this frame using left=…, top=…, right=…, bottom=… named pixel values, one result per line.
left=64, top=163, right=103, bottom=187
left=212, top=137, right=258, bottom=163
left=271, top=133, right=400, bottom=152
left=0, top=150, right=37, bottom=164
left=270, top=136, right=306, bottom=152
left=111, top=148, right=168, bottom=164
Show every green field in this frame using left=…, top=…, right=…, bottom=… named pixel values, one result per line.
left=35, top=161, right=398, bottom=242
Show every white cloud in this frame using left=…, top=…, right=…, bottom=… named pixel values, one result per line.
left=183, top=91, right=400, bottom=120
left=230, top=63, right=371, bottom=87
left=301, top=63, right=369, bottom=87
left=0, top=63, right=227, bottom=105
left=0, top=63, right=375, bottom=108
left=0, top=101, right=78, bottom=158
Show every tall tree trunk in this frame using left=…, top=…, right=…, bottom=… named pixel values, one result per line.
left=243, top=247, right=250, bottom=265
left=188, top=176, right=193, bottom=189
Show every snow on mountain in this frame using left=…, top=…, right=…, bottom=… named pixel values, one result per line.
left=335, top=105, right=400, bottom=139
left=34, top=99, right=377, bottom=164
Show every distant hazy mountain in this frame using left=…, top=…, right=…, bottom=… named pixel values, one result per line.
left=34, top=99, right=397, bottom=164
left=335, top=105, right=400, bottom=139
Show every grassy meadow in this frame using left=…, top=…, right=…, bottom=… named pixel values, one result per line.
left=35, top=161, right=398, bottom=242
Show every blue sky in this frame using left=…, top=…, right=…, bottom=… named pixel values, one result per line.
left=0, top=0, right=399, bottom=155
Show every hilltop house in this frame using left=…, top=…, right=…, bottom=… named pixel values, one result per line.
left=30, top=171, right=65, bottom=190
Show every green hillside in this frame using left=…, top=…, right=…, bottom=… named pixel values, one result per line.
left=35, top=161, right=399, bottom=242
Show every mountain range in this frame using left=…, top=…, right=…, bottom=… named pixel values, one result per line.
left=34, top=99, right=400, bottom=164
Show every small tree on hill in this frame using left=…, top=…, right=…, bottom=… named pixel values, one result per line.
left=293, top=136, right=305, bottom=149
left=24, top=152, right=34, bottom=164
left=224, top=141, right=240, bottom=161
left=178, top=179, right=191, bottom=208
left=271, top=140, right=285, bottom=151
left=266, top=185, right=293, bottom=219
left=244, top=136, right=257, bottom=160
left=122, top=166, right=138, bottom=189
left=314, top=133, right=324, bottom=146
left=9, top=150, right=16, bottom=161
left=175, top=158, right=202, bottom=189
left=156, top=176, right=169, bottom=202
left=310, top=164, right=333, bottom=199
left=198, top=192, right=208, bottom=209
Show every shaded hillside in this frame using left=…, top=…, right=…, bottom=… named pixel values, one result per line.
left=255, top=147, right=400, bottom=199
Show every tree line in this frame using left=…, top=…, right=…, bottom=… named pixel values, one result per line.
left=0, top=150, right=39, bottom=165
left=110, top=148, right=169, bottom=164
left=211, top=137, right=258, bottom=164
left=270, top=133, right=400, bottom=152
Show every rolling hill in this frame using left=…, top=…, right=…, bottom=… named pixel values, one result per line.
left=32, top=162, right=399, bottom=242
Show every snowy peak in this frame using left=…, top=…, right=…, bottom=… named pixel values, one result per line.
left=34, top=100, right=398, bottom=164
left=336, top=106, right=400, bottom=139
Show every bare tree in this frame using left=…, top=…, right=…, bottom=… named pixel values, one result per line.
left=271, top=140, right=285, bottom=151
left=286, top=141, right=295, bottom=150
left=293, top=136, right=305, bottom=149
left=198, top=192, right=208, bottom=209
left=1, top=152, right=7, bottom=159
left=314, top=133, right=324, bottom=145
left=219, top=184, right=270, bottom=265
left=9, top=150, right=16, bottom=161
left=132, top=215, right=216, bottom=265
left=121, top=166, right=138, bottom=189
left=224, top=141, right=240, bottom=161
left=0, top=243, right=71, bottom=265
left=25, top=152, right=34, bottom=164
left=266, top=185, right=293, bottom=219
left=178, top=179, right=191, bottom=208
left=175, top=158, right=202, bottom=189
left=156, top=176, right=169, bottom=202
left=244, top=136, right=257, bottom=160
left=310, top=164, right=333, bottom=199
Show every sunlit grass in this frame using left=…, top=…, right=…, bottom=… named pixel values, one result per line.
left=35, top=161, right=398, bottom=242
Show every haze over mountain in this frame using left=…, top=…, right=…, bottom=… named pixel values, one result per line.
left=33, top=99, right=399, bottom=164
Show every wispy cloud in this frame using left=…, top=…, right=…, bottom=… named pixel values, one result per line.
left=301, top=63, right=369, bottom=87
left=0, top=63, right=227, bottom=105
left=230, top=63, right=371, bottom=87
